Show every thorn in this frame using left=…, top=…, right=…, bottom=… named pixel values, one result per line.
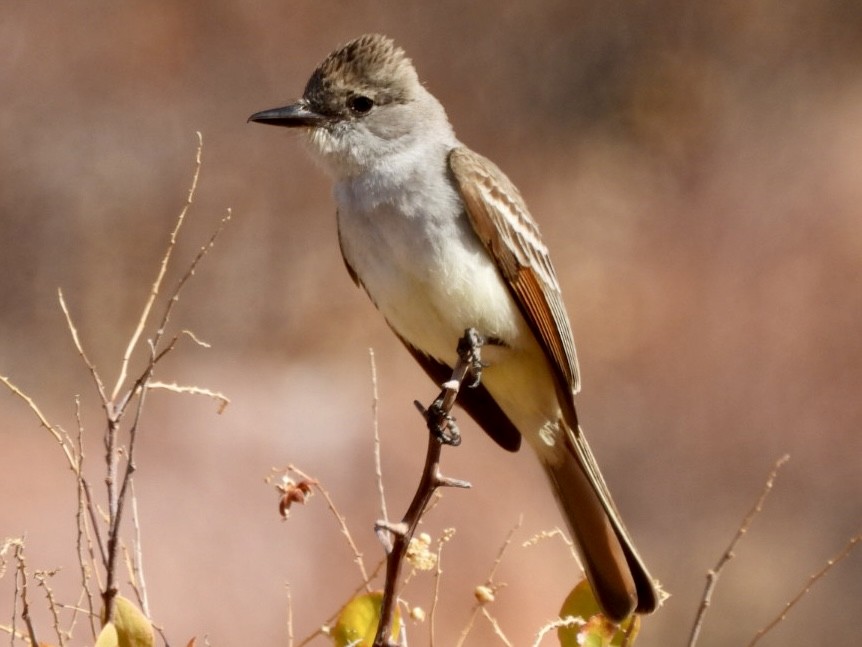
left=375, top=520, right=409, bottom=553
left=375, top=519, right=409, bottom=536
left=435, top=474, right=472, bottom=489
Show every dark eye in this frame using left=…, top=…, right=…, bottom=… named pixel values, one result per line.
left=348, top=95, right=374, bottom=114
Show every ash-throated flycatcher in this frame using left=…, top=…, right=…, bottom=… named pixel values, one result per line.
left=250, top=33, right=657, bottom=620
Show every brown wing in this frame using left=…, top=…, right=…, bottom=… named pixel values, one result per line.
left=448, top=147, right=581, bottom=413
left=450, top=151, right=659, bottom=612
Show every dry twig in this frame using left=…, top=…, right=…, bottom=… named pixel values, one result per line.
left=286, top=584, right=294, bottom=647
left=687, top=454, right=790, bottom=647
left=14, top=541, right=39, bottom=647
left=429, top=528, right=455, bottom=646
left=747, top=533, right=862, bottom=646
left=289, top=465, right=372, bottom=588
left=454, top=518, right=521, bottom=647
left=110, top=132, right=203, bottom=402
left=292, top=557, right=388, bottom=647
left=369, top=348, right=390, bottom=525
left=34, top=569, right=66, bottom=647
left=531, top=616, right=581, bottom=647
left=3, top=133, right=230, bottom=641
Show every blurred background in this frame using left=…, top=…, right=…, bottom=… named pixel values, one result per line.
left=2, top=1, right=861, bottom=645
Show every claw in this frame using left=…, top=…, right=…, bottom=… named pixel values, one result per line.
left=426, top=398, right=461, bottom=446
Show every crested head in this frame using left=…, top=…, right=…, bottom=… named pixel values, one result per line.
left=248, top=34, right=457, bottom=177
left=303, top=34, right=420, bottom=118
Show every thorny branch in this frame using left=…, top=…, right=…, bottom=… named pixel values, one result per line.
left=371, top=329, right=481, bottom=647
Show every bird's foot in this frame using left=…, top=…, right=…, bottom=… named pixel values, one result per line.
left=415, top=398, right=461, bottom=446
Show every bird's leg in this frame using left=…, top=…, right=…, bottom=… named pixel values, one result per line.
left=458, top=327, right=486, bottom=387
left=416, top=328, right=486, bottom=445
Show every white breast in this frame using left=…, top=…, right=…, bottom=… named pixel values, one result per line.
left=334, top=149, right=527, bottom=367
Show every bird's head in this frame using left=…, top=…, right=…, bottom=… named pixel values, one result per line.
left=250, top=34, right=453, bottom=177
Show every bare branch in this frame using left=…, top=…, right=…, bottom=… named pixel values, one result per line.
left=481, top=607, right=514, bottom=647
left=486, top=516, right=521, bottom=583
left=107, top=208, right=232, bottom=620
left=522, top=527, right=581, bottom=569
left=58, top=289, right=109, bottom=410
left=429, top=529, right=455, bottom=647
left=687, top=454, right=791, bottom=647
left=103, top=347, right=156, bottom=619
left=110, top=131, right=204, bottom=402
left=455, top=519, right=521, bottom=647
left=65, top=587, right=91, bottom=643
left=1, top=133, right=228, bottom=647
left=369, top=348, right=389, bottom=524
left=747, top=533, right=862, bottom=646
left=34, top=569, right=66, bottom=647
left=111, top=205, right=232, bottom=423
left=74, top=395, right=101, bottom=641
left=148, top=207, right=233, bottom=368
left=146, top=382, right=229, bottom=414
left=129, top=479, right=151, bottom=619
left=288, top=465, right=372, bottom=589
left=69, top=395, right=109, bottom=578
left=293, top=558, right=387, bottom=647
left=14, top=541, right=40, bottom=647
left=180, top=329, right=211, bottom=348
left=372, top=329, right=480, bottom=647
left=531, top=617, right=581, bottom=647
left=286, top=584, right=294, bottom=647
left=0, top=375, right=80, bottom=475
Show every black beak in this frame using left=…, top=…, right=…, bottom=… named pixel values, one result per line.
left=248, top=101, right=327, bottom=128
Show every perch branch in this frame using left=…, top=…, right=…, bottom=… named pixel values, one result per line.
left=372, top=329, right=482, bottom=647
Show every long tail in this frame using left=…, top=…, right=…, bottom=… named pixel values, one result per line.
left=539, top=420, right=657, bottom=621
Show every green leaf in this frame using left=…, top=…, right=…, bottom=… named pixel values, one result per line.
left=332, top=591, right=401, bottom=647
left=113, top=596, right=155, bottom=647
left=557, top=580, right=640, bottom=647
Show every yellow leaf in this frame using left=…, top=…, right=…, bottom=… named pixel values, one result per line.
left=94, top=622, right=119, bottom=647
left=332, top=592, right=400, bottom=647
left=557, top=580, right=640, bottom=647
left=113, top=596, right=154, bottom=647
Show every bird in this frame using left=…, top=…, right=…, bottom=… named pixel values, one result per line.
left=249, top=33, right=658, bottom=621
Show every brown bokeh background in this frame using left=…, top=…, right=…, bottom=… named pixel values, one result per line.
left=2, top=2, right=861, bottom=645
